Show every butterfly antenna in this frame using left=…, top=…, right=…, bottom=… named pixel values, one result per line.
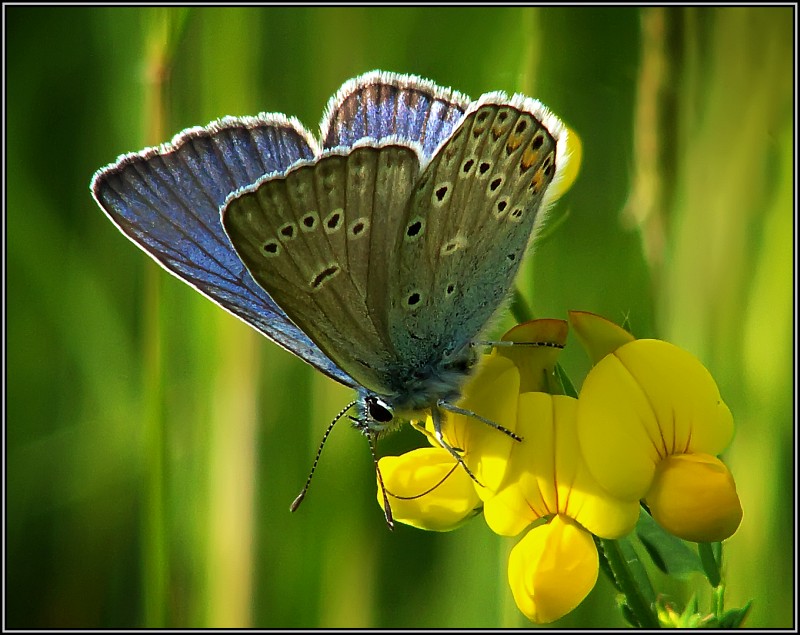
left=290, top=399, right=358, bottom=513
left=369, top=431, right=395, bottom=531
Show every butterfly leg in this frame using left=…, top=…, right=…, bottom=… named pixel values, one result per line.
left=438, top=401, right=522, bottom=442
left=430, top=405, right=484, bottom=488
left=471, top=340, right=564, bottom=350
left=368, top=431, right=395, bottom=531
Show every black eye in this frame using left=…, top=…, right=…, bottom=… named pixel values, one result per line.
left=367, top=397, right=393, bottom=423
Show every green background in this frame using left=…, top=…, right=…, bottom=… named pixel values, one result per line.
left=6, top=6, right=794, bottom=628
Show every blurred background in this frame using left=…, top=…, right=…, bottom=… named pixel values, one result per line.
left=5, top=6, right=794, bottom=628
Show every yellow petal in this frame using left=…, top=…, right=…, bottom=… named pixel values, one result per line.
left=483, top=481, right=538, bottom=537
left=479, top=393, right=558, bottom=530
left=576, top=355, right=660, bottom=500
left=498, top=319, right=568, bottom=393
left=500, top=393, right=559, bottom=515
left=615, top=340, right=734, bottom=455
left=507, top=514, right=598, bottom=624
left=436, top=354, right=521, bottom=492
left=554, top=394, right=640, bottom=537
left=577, top=339, right=734, bottom=501
left=568, top=310, right=635, bottom=364
left=377, top=448, right=481, bottom=532
left=567, top=481, right=641, bottom=540
left=548, top=126, right=582, bottom=201
left=483, top=393, right=639, bottom=539
left=645, top=453, right=743, bottom=542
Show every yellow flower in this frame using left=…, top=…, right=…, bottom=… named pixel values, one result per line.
left=376, top=447, right=481, bottom=531
left=377, top=318, right=640, bottom=623
left=645, top=453, right=742, bottom=543
left=548, top=126, right=582, bottom=202
left=378, top=448, right=481, bottom=531
left=494, top=319, right=569, bottom=393
left=571, top=312, right=742, bottom=542
left=508, top=514, right=598, bottom=624
left=375, top=319, right=569, bottom=531
left=482, top=393, right=641, bottom=539
left=483, top=391, right=639, bottom=623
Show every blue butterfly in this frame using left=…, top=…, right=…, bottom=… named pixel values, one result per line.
left=91, top=71, right=568, bottom=525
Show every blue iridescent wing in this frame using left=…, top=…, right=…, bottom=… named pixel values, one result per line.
left=320, top=70, right=470, bottom=160
left=91, top=114, right=357, bottom=387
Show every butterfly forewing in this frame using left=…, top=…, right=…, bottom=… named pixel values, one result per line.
left=91, top=116, right=357, bottom=387
left=389, top=101, right=561, bottom=363
left=321, top=71, right=469, bottom=159
left=222, top=143, right=421, bottom=395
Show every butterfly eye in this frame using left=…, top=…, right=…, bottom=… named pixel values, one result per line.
left=366, top=396, right=393, bottom=423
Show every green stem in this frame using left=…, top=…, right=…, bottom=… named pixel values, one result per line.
left=712, top=583, right=725, bottom=618
left=598, top=538, right=660, bottom=629
left=142, top=264, right=166, bottom=627
left=141, top=11, right=167, bottom=619
left=511, top=288, right=535, bottom=324
left=698, top=541, right=722, bottom=587
left=140, top=8, right=191, bottom=626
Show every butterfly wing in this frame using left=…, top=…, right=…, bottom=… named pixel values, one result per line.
left=220, top=73, right=477, bottom=397
left=222, top=141, right=421, bottom=396
left=388, top=95, right=569, bottom=366
left=91, top=114, right=357, bottom=387
left=320, top=70, right=470, bottom=159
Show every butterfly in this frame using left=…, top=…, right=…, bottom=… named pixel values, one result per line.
left=91, top=70, right=569, bottom=526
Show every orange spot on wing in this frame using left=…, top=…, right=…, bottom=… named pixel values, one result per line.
left=520, top=146, right=540, bottom=173
left=506, top=133, right=524, bottom=154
